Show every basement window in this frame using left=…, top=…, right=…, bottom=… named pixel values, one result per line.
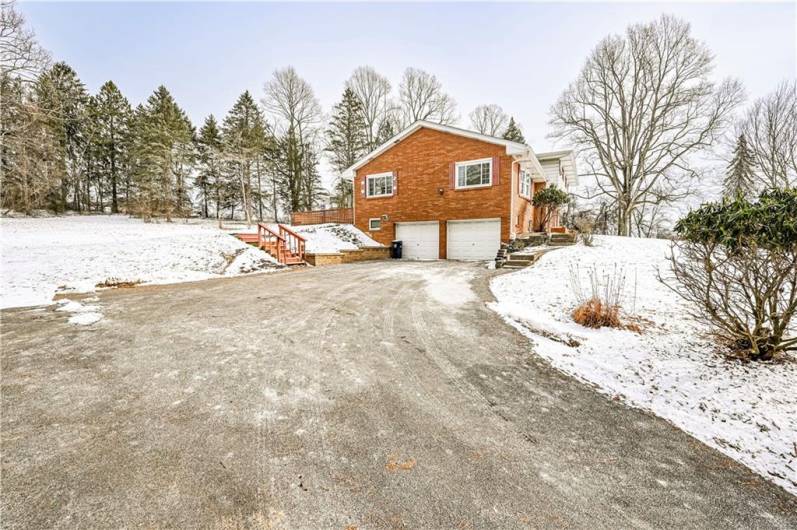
left=369, top=218, right=381, bottom=231
left=456, top=158, right=492, bottom=189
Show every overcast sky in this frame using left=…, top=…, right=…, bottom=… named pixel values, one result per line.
left=21, top=1, right=796, bottom=184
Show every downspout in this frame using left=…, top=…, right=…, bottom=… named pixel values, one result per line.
left=510, top=158, right=519, bottom=240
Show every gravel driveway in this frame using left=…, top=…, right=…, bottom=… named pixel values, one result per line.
left=2, top=261, right=796, bottom=528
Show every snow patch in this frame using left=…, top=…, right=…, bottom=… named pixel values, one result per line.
left=232, top=223, right=382, bottom=254
left=56, top=299, right=104, bottom=326
left=291, top=223, right=382, bottom=253
left=68, top=312, right=103, bottom=326
left=490, top=235, right=797, bottom=495
left=378, top=265, right=476, bottom=307
left=0, top=215, right=281, bottom=309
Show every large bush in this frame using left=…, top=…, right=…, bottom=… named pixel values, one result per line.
left=532, top=185, right=570, bottom=232
left=665, top=188, right=797, bottom=360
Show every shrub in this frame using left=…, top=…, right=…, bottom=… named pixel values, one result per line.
left=664, top=188, right=797, bottom=360
left=572, top=298, right=621, bottom=328
left=569, top=263, right=636, bottom=330
left=573, top=213, right=595, bottom=246
left=532, top=185, right=570, bottom=232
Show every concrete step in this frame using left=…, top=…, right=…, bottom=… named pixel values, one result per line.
left=506, top=254, right=537, bottom=263
left=502, top=261, right=531, bottom=269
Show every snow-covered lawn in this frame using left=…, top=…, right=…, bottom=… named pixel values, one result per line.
left=490, top=235, right=797, bottom=495
left=231, top=222, right=382, bottom=254
left=291, top=223, right=381, bottom=253
left=0, top=215, right=281, bottom=309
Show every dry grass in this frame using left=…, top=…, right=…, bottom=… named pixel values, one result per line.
left=95, top=278, right=142, bottom=289
left=569, top=263, right=641, bottom=332
left=572, top=297, right=621, bottom=328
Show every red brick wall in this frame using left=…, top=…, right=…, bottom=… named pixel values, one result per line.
left=511, top=166, right=534, bottom=236
left=354, top=127, right=513, bottom=258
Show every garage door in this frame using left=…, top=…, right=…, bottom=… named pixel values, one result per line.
left=447, top=219, right=501, bottom=261
left=396, top=222, right=439, bottom=260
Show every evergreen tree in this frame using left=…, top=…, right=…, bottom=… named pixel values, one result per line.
left=94, top=81, right=132, bottom=212
left=35, top=62, right=89, bottom=211
left=325, top=87, right=367, bottom=208
left=503, top=117, right=525, bottom=144
left=196, top=115, right=226, bottom=224
left=221, top=91, right=270, bottom=225
left=723, top=134, right=758, bottom=198
left=129, top=85, right=193, bottom=221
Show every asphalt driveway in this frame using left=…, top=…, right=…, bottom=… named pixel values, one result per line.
left=2, top=261, right=796, bottom=528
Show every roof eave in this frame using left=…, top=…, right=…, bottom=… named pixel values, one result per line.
left=344, top=120, right=530, bottom=177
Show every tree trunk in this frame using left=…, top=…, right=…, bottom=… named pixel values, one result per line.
left=110, top=139, right=118, bottom=213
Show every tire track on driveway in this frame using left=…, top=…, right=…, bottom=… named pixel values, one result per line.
left=2, top=261, right=796, bottom=529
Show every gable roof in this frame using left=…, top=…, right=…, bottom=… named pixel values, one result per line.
left=343, top=120, right=530, bottom=177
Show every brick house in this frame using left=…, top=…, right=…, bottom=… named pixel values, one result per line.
left=345, top=121, right=577, bottom=260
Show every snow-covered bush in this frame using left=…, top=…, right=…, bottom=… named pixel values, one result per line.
left=665, top=189, right=797, bottom=360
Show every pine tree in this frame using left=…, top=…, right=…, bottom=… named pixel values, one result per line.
left=196, top=115, right=225, bottom=223
left=94, top=81, right=132, bottom=212
left=129, top=85, right=193, bottom=221
left=221, top=91, right=270, bottom=225
left=503, top=117, right=525, bottom=144
left=35, top=62, right=89, bottom=211
left=326, top=87, right=366, bottom=208
left=723, top=134, right=758, bottom=198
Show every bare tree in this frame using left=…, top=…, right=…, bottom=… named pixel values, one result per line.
left=549, top=15, right=743, bottom=236
left=469, top=104, right=508, bottom=136
left=1, top=0, right=52, bottom=202
left=0, top=0, right=50, bottom=82
left=398, top=67, right=457, bottom=127
left=741, top=81, right=797, bottom=190
left=262, top=67, right=323, bottom=213
left=346, top=66, right=395, bottom=151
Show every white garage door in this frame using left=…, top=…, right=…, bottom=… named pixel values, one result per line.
left=447, top=219, right=501, bottom=261
left=396, top=222, right=439, bottom=260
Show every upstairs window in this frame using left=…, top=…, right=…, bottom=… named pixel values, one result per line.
left=455, top=158, right=492, bottom=189
left=520, top=170, right=531, bottom=198
left=366, top=172, right=394, bottom=197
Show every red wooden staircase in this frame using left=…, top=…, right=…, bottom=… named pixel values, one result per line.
left=235, top=223, right=306, bottom=265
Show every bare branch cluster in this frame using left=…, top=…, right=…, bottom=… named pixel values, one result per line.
left=549, top=15, right=743, bottom=235
left=0, top=0, right=50, bottom=82
left=740, top=81, right=797, bottom=190
left=469, top=104, right=508, bottom=136
left=398, top=67, right=457, bottom=127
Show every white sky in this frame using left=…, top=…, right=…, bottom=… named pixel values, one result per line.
left=22, top=1, right=797, bottom=189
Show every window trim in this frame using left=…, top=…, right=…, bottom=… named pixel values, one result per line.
left=365, top=172, right=394, bottom=198
left=520, top=169, right=532, bottom=199
left=368, top=218, right=382, bottom=231
left=455, top=158, right=493, bottom=190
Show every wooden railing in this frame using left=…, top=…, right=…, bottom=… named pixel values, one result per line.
left=255, top=223, right=306, bottom=265
left=291, top=208, right=353, bottom=226
left=278, top=224, right=306, bottom=264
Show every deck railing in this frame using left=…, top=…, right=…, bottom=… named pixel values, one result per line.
left=291, top=208, right=353, bottom=226
left=257, top=223, right=287, bottom=262
left=277, top=224, right=306, bottom=262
